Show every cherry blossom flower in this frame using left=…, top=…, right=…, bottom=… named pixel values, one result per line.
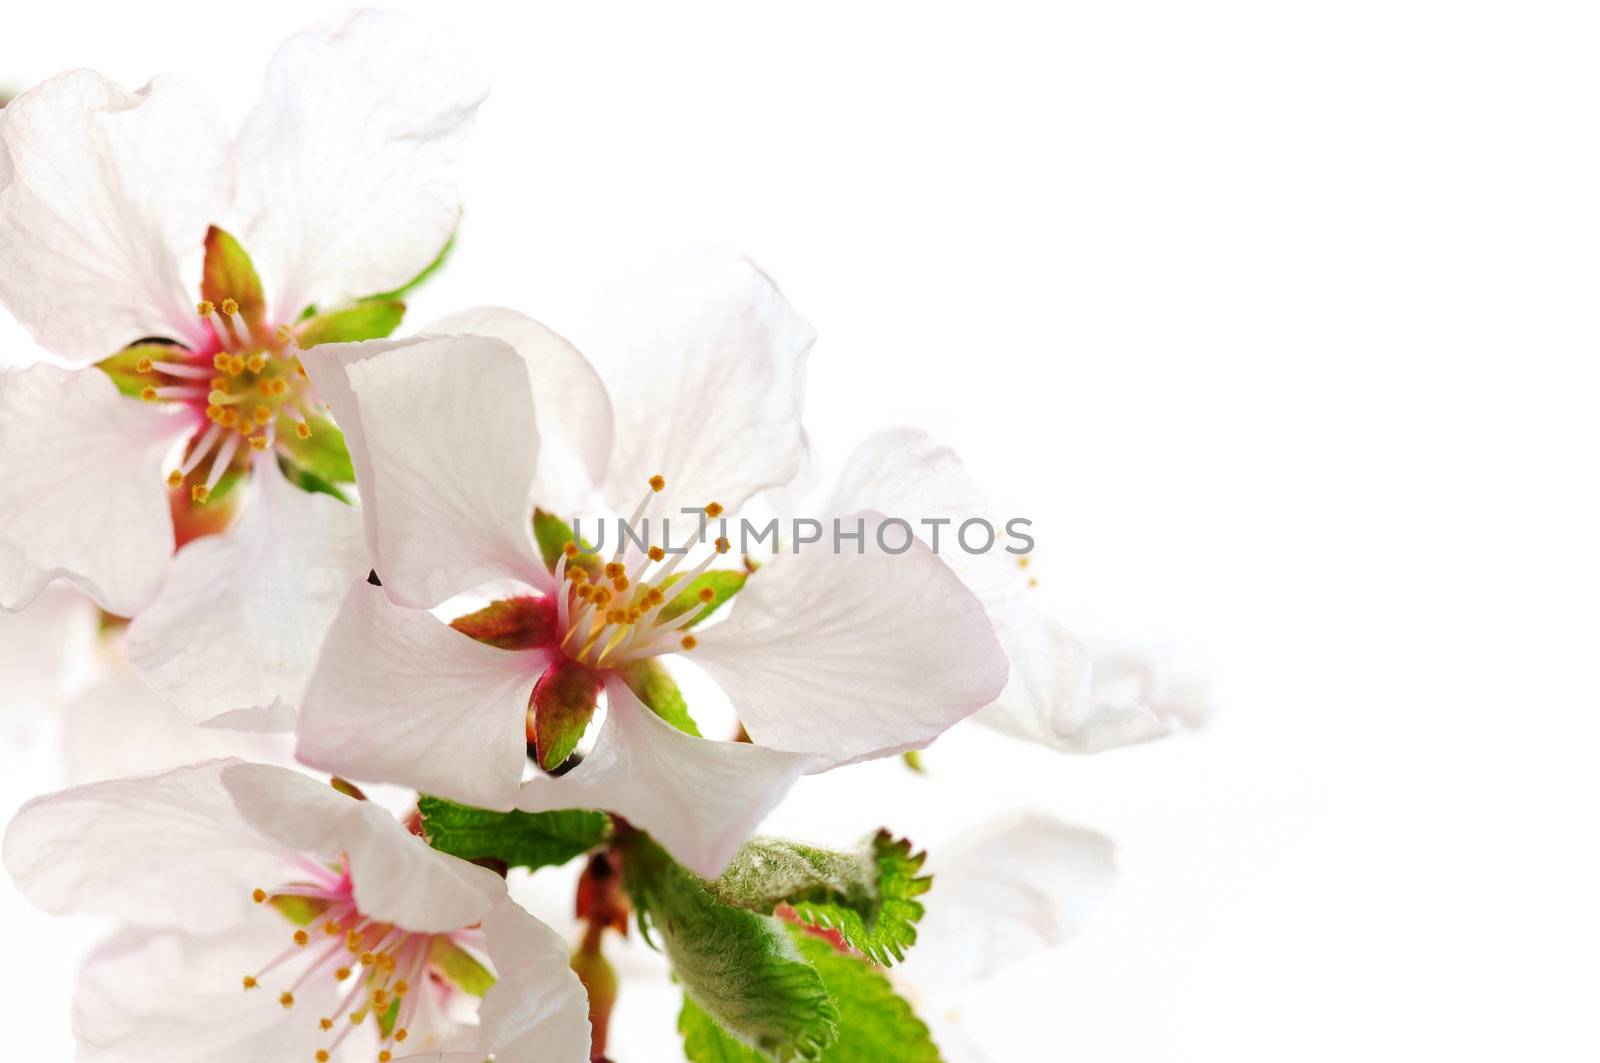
left=823, top=428, right=1209, bottom=752
left=2, top=760, right=590, bottom=1062
left=0, top=10, right=487, bottom=728
left=294, top=253, right=1009, bottom=876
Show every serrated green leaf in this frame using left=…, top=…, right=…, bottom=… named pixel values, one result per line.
left=418, top=796, right=610, bottom=872
left=276, top=413, right=355, bottom=484
left=297, top=299, right=406, bottom=347
left=708, top=832, right=930, bottom=967
left=680, top=927, right=941, bottom=1063
left=660, top=569, right=747, bottom=626
left=202, top=226, right=266, bottom=329
left=621, top=658, right=702, bottom=737
left=97, top=343, right=181, bottom=398
left=625, top=835, right=839, bottom=1062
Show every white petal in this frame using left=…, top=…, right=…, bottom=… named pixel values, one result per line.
left=297, top=584, right=543, bottom=811
left=0, top=364, right=185, bottom=615
left=220, top=763, right=504, bottom=934
left=583, top=251, right=815, bottom=515
left=126, top=456, right=368, bottom=728
left=62, top=658, right=295, bottom=785
left=75, top=923, right=343, bottom=1063
left=478, top=894, right=593, bottom=1062
left=303, top=334, right=547, bottom=609
left=517, top=677, right=810, bottom=877
left=693, top=513, right=1009, bottom=766
left=234, top=10, right=487, bottom=317
left=0, top=70, right=225, bottom=363
left=1, top=759, right=295, bottom=933
left=974, top=605, right=1209, bottom=753
left=426, top=306, right=613, bottom=516
left=0, top=583, right=98, bottom=712
left=901, top=813, right=1116, bottom=997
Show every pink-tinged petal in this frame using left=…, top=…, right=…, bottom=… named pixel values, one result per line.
left=303, top=334, right=547, bottom=608
left=583, top=251, right=814, bottom=515
left=0, top=364, right=187, bottom=615
left=1, top=760, right=296, bottom=933
left=974, top=605, right=1209, bottom=753
left=75, top=923, right=343, bottom=1063
left=62, top=660, right=295, bottom=785
left=427, top=307, right=613, bottom=516
left=126, top=456, right=368, bottom=729
left=478, top=894, right=593, bottom=1062
left=902, top=814, right=1115, bottom=997
left=220, top=763, right=504, bottom=934
left=518, top=678, right=810, bottom=877
left=0, top=583, right=97, bottom=712
left=693, top=513, right=1009, bottom=766
left=297, top=584, right=542, bottom=811
left=235, top=10, right=487, bottom=318
left=0, top=70, right=225, bottom=363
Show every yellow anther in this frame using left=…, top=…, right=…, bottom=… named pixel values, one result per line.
left=197, top=300, right=215, bottom=317
left=135, top=355, right=154, bottom=374
left=1029, top=577, right=1039, bottom=587
left=316, top=1051, right=330, bottom=1062
left=569, top=567, right=588, bottom=584
left=648, top=545, right=665, bottom=562
left=681, top=635, right=698, bottom=651
left=220, top=298, right=239, bottom=316
left=267, top=377, right=289, bottom=396
left=359, top=951, right=375, bottom=967
left=335, top=967, right=352, bottom=981
left=394, top=1028, right=408, bottom=1042
left=372, top=989, right=388, bottom=1008
left=349, top=1013, right=362, bottom=1025
left=378, top=953, right=396, bottom=971
left=246, top=354, right=267, bottom=373
left=604, top=562, right=624, bottom=579
left=319, top=1018, right=334, bottom=1031
left=576, top=584, right=594, bottom=600
left=252, top=888, right=266, bottom=903
left=211, top=376, right=229, bottom=393
left=592, top=586, right=613, bottom=607
left=1017, top=556, right=1031, bottom=569
left=279, top=991, right=295, bottom=1009
left=698, top=586, right=715, bottom=603
left=393, top=981, right=409, bottom=997
left=254, top=404, right=272, bottom=425
left=705, top=501, right=724, bottom=519
left=213, top=353, right=230, bottom=371
left=296, top=421, right=312, bottom=440
left=626, top=607, right=643, bottom=623
left=563, top=541, right=580, bottom=558
left=139, top=385, right=158, bottom=402
left=649, top=474, right=666, bottom=492
left=324, top=922, right=341, bottom=936
left=166, top=470, right=182, bottom=488
left=347, top=931, right=363, bottom=951
left=293, top=930, right=309, bottom=946
left=714, top=537, right=731, bottom=554
left=612, top=575, right=630, bottom=591
left=249, top=434, right=270, bottom=451
left=606, top=609, right=625, bottom=624
left=227, top=354, right=246, bottom=376
left=205, top=405, right=222, bottom=422
left=645, top=587, right=666, bottom=607
left=221, top=409, right=239, bottom=428
left=379, top=1053, right=392, bottom=1063
left=192, top=485, right=211, bottom=504
left=242, top=975, right=258, bottom=990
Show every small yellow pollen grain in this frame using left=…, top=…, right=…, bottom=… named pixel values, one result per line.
left=394, top=1028, right=408, bottom=1042
left=316, top=1051, right=330, bottom=1062
left=213, top=353, right=230, bottom=371
left=139, top=385, right=158, bottom=402
left=192, top=485, right=211, bottom=504
left=335, top=967, right=352, bottom=981
left=648, top=545, right=665, bottom=562
left=249, top=434, right=270, bottom=451
left=197, top=300, right=215, bottom=317
left=242, top=975, right=258, bottom=990
left=681, top=635, right=698, bottom=651
left=166, top=470, right=182, bottom=488
left=319, top=1018, right=333, bottom=1031
left=648, top=474, right=666, bottom=492
left=279, top=991, right=294, bottom=1009
left=562, top=541, right=579, bottom=559
left=293, top=930, right=309, bottom=946
left=220, top=298, right=239, bottom=316
left=135, top=355, right=154, bottom=374
left=251, top=888, right=267, bottom=903
left=246, top=354, right=267, bottom=373
left=227, top=354, right=246, bottom=376
left=296, top=421, right=312, bottom=440
left=714, top=537, right=731, bottom=554
left=254, top=404, right=272, bottom=425
left=705, top=501, right=724, bottom=519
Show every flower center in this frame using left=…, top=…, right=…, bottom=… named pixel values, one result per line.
left=553, top=476, right=730, bottom=669
left=244, top=858, right=492, bottom=1061
left=139, top=297, right=318, bottom=504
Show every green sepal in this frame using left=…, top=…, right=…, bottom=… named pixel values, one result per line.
left=624, top=834, right=840, bottom=1061
left=418, top=795, right=611, bottom=872
left=201, top=226, right=266, bottom=329
left=530, top=660, right=603, bottom=770
left=268, top=894, right=329, bottom=927
left=660, top=569, right=747, bottom=626
left=276, top=413, right=355, bottom=484
left=680, top=926, right=942, bottom=1062
left=97, top=343, right=180, bottom=398
left=276, top=454, right=351, bottom=504
left=297, top=299, right=406, bottom=347
left=533, top=509, right=603, bottom=576
left=708, top=832, right=930, bottom=966
left=368, top=226, right=457, bottom=301
left=621, top=659, right=701, bottom=737
left=448, top=596, right=557, bottom=650
left=428, top=936, right=495, bottom=998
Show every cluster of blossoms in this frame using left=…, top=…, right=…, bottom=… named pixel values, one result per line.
left=0, top=12, right=1205, bottom=1063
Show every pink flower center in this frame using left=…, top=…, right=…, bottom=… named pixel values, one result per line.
left=244, top=856, right=490, bottom=1061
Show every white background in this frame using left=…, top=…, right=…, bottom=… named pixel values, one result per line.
left=4, top=2, right=1599, bottom=1059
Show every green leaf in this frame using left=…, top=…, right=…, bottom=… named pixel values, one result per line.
left=625, top=835, right=839, bottom=1061
left=297, top=299, right=406, bottom=347
left=201, top=226, right=266, bottom=329
left=418, top=796, right=610, bottom=872
left=622, top=659, right=701, bottom=737
left=428, top=936, right=495, bottom=997
left=680, top=927, right=941, bottom=1063
left=276, top=413, right=355, bottom=484
left=369, top=226, right=457, bottom=301
left=97, top=343, right=180, bottom=398
left=660, top=569, right=747, bottom=626
left=708, top=832, right=930, bottom=967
